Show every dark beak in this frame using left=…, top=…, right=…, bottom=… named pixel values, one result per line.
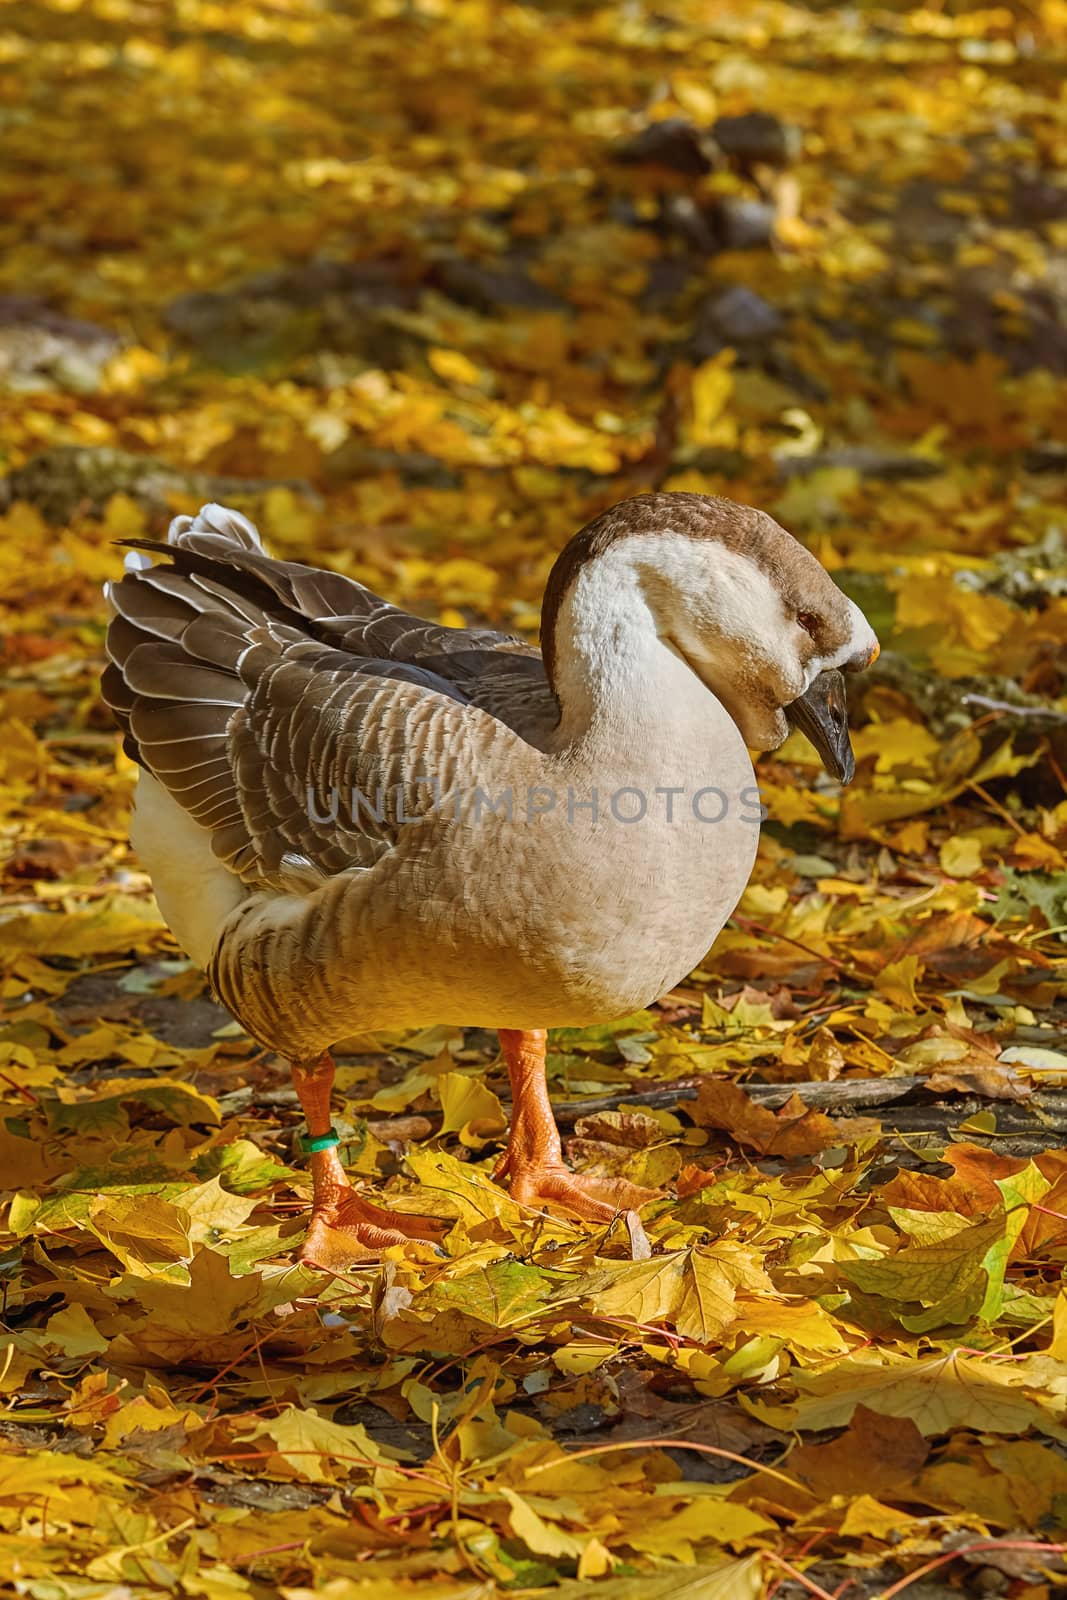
left=785, top=668, right=855, bottom=785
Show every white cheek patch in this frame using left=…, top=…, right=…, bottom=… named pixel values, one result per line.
left=800, top=599, right=879, bottom=688
left=821, top=597, right=878, bottom=671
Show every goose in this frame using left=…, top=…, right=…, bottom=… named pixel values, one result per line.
left=102, top=491, right=878, bottom=1269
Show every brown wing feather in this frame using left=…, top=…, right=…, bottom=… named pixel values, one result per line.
left=103, top=504, right=557, bottom=890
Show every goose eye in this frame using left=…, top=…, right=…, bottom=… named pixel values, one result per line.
left=797, top=611, right=820, bottom=638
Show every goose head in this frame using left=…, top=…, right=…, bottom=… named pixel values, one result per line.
left=542, top=492, right=878, bottom=781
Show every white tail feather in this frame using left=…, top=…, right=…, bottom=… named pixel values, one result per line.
left=168, top=503, right=265, bottom=551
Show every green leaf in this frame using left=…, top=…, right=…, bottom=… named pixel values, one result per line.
left=427, top=1258, right=562, bottom=1330
left=193, top=1137, right=298, bottom=1193
left=980, top=1162, right=1052, bottom=1321
left=841, top=1215, right=1006, bottom=1328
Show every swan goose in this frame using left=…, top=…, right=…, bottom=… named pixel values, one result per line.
left=102, top=491, right=878, bottom=1267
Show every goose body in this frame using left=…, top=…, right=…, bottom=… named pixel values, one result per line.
left=104, top=492, right=877, bottom=1261
left=137, top=623, right=759, bottom=1047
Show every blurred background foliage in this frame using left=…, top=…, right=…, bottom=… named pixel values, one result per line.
left=2, top=2, right=1067, bottom=1596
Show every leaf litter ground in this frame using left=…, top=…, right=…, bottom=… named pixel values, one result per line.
left=1, top=1, right=1067, bottom=1596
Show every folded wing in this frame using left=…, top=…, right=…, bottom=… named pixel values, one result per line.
left=102, top=504, right=557, bottom=890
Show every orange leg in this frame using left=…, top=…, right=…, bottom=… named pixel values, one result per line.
left=493, top=1029, right=658, bottom=1222
left=291, top=1053, right=445, bottom=1268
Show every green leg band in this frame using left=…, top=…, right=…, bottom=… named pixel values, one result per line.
left=302, top=1128, right=341, bottom=1154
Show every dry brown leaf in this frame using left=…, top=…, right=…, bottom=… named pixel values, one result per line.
left=693, top=1081, right=877, bottom=1155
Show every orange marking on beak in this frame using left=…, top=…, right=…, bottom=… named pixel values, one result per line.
left=868, top=640, right=880, bottom=665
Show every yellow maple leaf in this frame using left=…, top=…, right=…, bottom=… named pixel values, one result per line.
left=243, top=1404, right=402, bottom=1483
left=428, top=347, right=483, bottom=386
left=689, top=353, right=735, bottom=446
left=500, top=1487, right=589, bottom=1559
left=851, top=717, right=939, bottom=773
left=940, top=835, right=983, bottom=877
left=436, top=1071, right=507, bottom=1147
left=874, top=954, right=922, bottom=1010
left=102, top=492, right=147, bottom=538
